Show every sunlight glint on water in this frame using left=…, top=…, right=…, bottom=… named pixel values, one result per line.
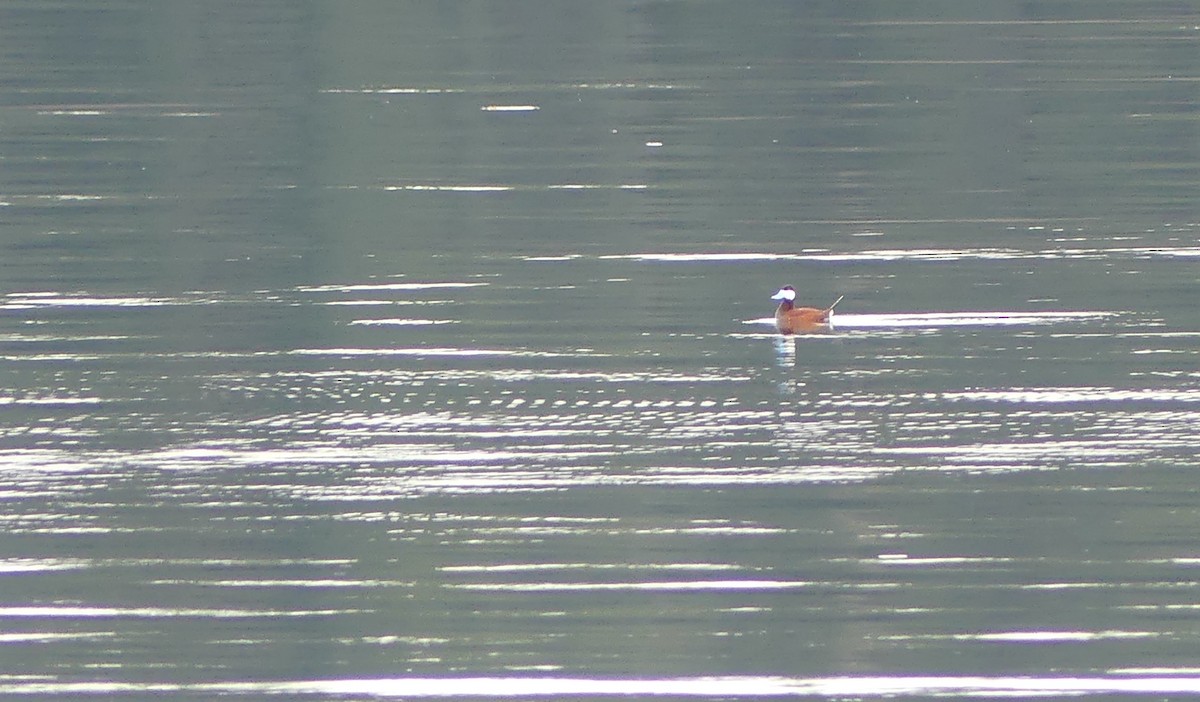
left=1, top=3, right=1200, bottom=700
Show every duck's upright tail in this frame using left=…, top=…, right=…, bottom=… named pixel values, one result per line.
left=826, top=295, right=845, bottom=313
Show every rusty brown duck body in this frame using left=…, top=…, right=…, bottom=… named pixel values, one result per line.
left=771, top=286, right=843, bottom=334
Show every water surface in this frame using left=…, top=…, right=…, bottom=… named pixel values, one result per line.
left=2, top=2, right=1200, bottom=700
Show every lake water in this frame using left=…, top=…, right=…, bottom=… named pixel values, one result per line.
left=2, top=2, right=1200, bottom=700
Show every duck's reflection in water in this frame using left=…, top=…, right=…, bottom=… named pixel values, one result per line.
left=773, top=335, right=802, bottom=395
left=773, top=323, right=834, bottom=363
left=773, top=323, right=840, bottom=394
left=774, top=335, right=796, bottom=369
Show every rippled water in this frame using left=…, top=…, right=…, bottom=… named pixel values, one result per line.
left=3, top=2, right=1200, bottom=700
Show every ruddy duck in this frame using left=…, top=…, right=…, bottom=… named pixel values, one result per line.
left=771, top=286, right=843, bottom=334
